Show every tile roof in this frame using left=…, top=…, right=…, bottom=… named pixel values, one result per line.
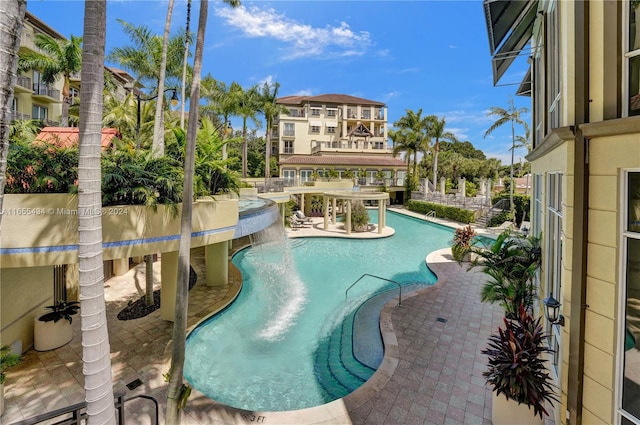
left=277, top=94, right=385, bottom=107
left=35, top=127, right=120, bottom=149
left=279, top=155, right=406, bottom=167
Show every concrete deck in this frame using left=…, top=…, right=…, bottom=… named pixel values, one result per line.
left=3, top=208, right=507, bottom=425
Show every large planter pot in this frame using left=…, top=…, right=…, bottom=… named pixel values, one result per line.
left=34, top=317, right=73, bottom=351
left=492, top=392, right=543, bottom=425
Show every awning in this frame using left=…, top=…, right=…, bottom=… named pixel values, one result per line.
left=325, top=122, right=338, bottom=127
left=309, top=121, right=322, bottom=127
left=515, top=67, right=532, bottom=96
left=483, top=0, right=538, bottom=85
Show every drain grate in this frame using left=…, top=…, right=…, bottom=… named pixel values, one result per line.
left=436, top=317, right=447, bottom=323
left=126, top=378, right=143, bottom=390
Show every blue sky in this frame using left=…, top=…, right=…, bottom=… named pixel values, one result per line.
left=27, top=0, right=531, bottom=165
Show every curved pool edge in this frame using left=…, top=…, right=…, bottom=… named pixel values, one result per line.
left=181, top=247, right=454, bottom=425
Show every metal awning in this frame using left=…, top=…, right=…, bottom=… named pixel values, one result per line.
left=515, top=67, right=532, bottom=96
left=484, top=0, right=538, bottom=85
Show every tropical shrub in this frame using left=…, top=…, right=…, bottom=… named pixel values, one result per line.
left=482, top=306, right=558, bottom=418
left=406, top=200, right=476, bottom=224
left=350, top=201, right=370, bottom=231
left=0, top=345, right=21, bottom=385
left=492, top=193, right=531, bottom=225
left=451, top=225, right=477, bottom=262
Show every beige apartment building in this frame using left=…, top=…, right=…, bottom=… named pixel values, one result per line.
left=485, top=0, right=640, bottom=424
left=274, top=94, right=407, bottom=202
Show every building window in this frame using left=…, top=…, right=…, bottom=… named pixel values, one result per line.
left=32, top=104, right=48, bottom=121
left=327, top=109, right=336, bottom=117
left=361, top=109, right=371, bottom=119
left=310, top=125, right=320, bottom=133
left=547, top=2, right=561, bottom=131
left=376, top=108, right=384, bottom=119
left=327, top=126, right=336, bottom=134
left=311, top=108, right=321, bottom=116
left=546, top=172, right=563, bottom=376
left=347, top=108, right=356, bottom=119
left=284, top=140, right=294, bottom=154
left=283, top=123, right=295, bottom=137
left=282, top=169, right=296, bottom=186
left=628, top=3, right=640, bottom=116
left=69, top=87, right=79, bottom=105
left=300, top=170, right=313, bottom=183
left=533, top=174, right=543, bottom=238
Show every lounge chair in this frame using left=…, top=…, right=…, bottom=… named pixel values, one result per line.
left=294, top=210, right=313, bottom=223
left=289, top=215, right=312, bottom=229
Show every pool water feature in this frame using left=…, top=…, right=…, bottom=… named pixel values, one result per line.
left=184, top=211, right=454, bottom=411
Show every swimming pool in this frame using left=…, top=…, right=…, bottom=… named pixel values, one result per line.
left=184, top=210, right=454, bottom=411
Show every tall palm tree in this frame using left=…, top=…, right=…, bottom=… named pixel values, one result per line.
left=0, top=0, right=26, bottom=227
left=392, top=108, right=431, bottom=193
left=427, top=115, right=457, bottom=190
left=179, top=0, right=192, bottom=129
left=151, top=0, right=176, bottom=157
left=18, top=33, right=83, bottom=127
left=390, top=127, right=422, bottom=196
left=235, top=83, right=261, bottom=177
left=484, top=97, right=529, bottom=216
left=259, top=81, right=287, bottom=179
left=78, top=0, right=116, bottom=422
left=165, top=0, right=240, bottom=422
left=201, top=77, right=239, bottom=162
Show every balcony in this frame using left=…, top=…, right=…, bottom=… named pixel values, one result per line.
left=14, top=76, right=32, bottom=93
left=311, top=139, right=391, bottom=154
left=286, top=109, right=305, bottom=118
left=32, top=83, right=61, bottom=101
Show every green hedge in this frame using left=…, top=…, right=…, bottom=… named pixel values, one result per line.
left=491, top=193, right=530, bottom=225
left=406, top=200, right=476, bottom=224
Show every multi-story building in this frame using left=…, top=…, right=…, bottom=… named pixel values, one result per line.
left=13, top=12, right=134, bottom=127
left=484, top=1, right=640, bottom=424
left=274, top=94, right=407, bottom=202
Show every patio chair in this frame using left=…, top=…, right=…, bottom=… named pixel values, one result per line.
left=294, top=210, right=313, bottom=223
left=290, top=215, right=312, bottom=228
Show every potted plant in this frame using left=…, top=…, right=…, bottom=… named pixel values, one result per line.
left=0, top=345, right=21, bottom=415
left=350, top=201, right=370, bottom=232
left=482, top=306, right=558, bottom=424
left=451, top=225, right=477, bottom=262
left=34, top=300, right=80, bottom=351
left=469, top=230, right=541, bottom=319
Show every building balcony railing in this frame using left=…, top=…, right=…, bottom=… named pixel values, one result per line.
left=9, top=111, right=31, bottom=121
left=311, top=139, right=390, bottom=154
left=16, top=75, right=32, bottom=91
left=33, top=83, right=60, bottom=100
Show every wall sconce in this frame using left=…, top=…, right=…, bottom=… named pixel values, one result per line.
left=543, top=295, right=565, bottom=326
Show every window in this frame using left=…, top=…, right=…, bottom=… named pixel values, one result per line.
left=347, top=108, right=356, bottom=119
left=627, top=3, right=640, bottom=116
left=327, top=109, right=336, bottom=117
left=327, top=125, right=336, bottom=134
left=282, top=169, right=296, bottom=185
left=310, top=126, right=320, bottom=133
left=620, top=171, right=640, bottom=425
left=546, top=172, right=563, bottom=377
left=32, top=104, right=48, bottom=121
left=376, top=108, right=384, bottom=119
left=361, top=109, right=371, bottom=119
left=284, top=140, right=294, bottom=154
left=300, top=170, right=313, bottom=183
left=311, top=108, right=321, bottom=116
left=533, top=174, right=543, bottom=238
left=547, top=2, right=561, bottom=131
left=69, top=87, right=79, bottom=105
left=283, top=123, right=295, bottom=137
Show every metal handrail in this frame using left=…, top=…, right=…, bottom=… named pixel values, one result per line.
left=425, top=211, right=436, bottom=219
left=345, top=273, right=402, bottom=306
left=11, top=390, right=159, bottom=425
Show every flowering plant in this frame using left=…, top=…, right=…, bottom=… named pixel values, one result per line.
left=451, top=225, right=477, bottom=261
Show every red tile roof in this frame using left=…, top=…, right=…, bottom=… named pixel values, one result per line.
left=277, top=94, right=385, bottom=107
left=35, top=127, right=119, bottom=149
left=279, top=155, right=406, bottom=167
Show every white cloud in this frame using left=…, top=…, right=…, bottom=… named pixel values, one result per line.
left=215, top=5, right=372, bottom=60
left=447, top=127, right=469, bottom=141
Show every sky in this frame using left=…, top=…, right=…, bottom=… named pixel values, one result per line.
left=26, top=0, right=532, bottom=165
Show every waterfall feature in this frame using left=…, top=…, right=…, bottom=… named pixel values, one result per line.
left=249, top=213, right=307, bottom=341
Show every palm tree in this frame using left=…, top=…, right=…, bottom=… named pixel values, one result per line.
left=179, top=0, right=192, bottom=129
left=201, top=77, right=239, bottom=162
left=484, top=97, right=529, bottom=217
left=235, top=83, right=261, bottom=177
left=389, top=128, right=422, bottom=196
left=78, top=0, right=116, bottom=422
left=392, top=108, right=431, bottom=194
left=0, top=0, right=27, bottom=227
left=427, top=115, right=457, bottom=191
left=18, top=34, right=83, bottom=127
left=259, top=81, right=287, bottom=179
left=164, top=0, right=240, bottom=422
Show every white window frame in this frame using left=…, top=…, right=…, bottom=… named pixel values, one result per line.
left=310, top=125, right=320, bottom=133
left=283, top=123, right=295, bottom=137
left=284, top=140, right=294, bottom=154
left=300, top=170, right=313, bottom=183
left=310, top=108, right=321, bottom=116
left=32, top=104, right=48, bottom=121
left=625, top=2, right=640, bottom=116
left=326, top=125, right=336, bottom=134
left=282, top=169, right=296, bottom=185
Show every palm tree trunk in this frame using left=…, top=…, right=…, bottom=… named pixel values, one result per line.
left=0, top=0, right=26, bottom=232
left=510, top=119, right=515, bottom=218
left=145, top=254, right=154, bottom=305
left=265, top=124, right=271, bottom=179
left=78, top=1, right=116, bottom=423
left=433, top=139, right=439, bottom=191
left=165, top=0, right=207, bottom=422
left=179, top=0, right=191, bottom=129
left=152, top=0, right=175, bottom=157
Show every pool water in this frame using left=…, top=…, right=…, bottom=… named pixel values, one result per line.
left=184, top=211, right=454, bottom=411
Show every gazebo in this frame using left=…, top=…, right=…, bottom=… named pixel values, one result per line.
left=322, top=191, right=390, bottom=235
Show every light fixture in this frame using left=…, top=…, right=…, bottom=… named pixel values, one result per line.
left=169, top=89, right=179, bottom=107
left=542, top=295, right=565, bottom=326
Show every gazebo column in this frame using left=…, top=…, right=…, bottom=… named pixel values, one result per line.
left=160, top=250, right=179, bottom=322
left=331, top=198, right=337, bottom=224
left=345, top=200, right=352, bottom=235
left=205, top=242, right=228, bottom=287
left=323, top=196, right=330, bottom=230
left=299, top=193, right=305, bottom=213
left=378, top=201, right=385, bottom=234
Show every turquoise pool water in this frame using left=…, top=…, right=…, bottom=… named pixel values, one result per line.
left=184, top=211, right=454, bottom=411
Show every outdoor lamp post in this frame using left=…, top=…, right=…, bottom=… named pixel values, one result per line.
left=542, top=294, right=565, bottom=326
left=135, top=88, right=179, bottom=144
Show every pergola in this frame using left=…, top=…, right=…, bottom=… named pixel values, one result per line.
left=322, top=191, right=390, bottom=235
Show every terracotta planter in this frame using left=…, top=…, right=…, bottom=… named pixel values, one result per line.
left=491, top=392, right=543, bottom=425
left=34, top=317, right=73, bottom=351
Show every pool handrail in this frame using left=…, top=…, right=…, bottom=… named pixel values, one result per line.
left=345, top=273, right=402, bottom=306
